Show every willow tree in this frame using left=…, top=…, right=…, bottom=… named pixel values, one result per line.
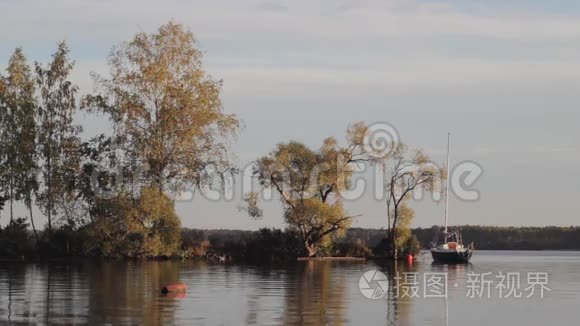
left=0, top=49, right=38, bottom=238
left=35, top=42, right=82, bottom=232
left=83, top=22, right=239, bottom=195
left=384, top=144, right=442, bottom=259
left=246, top=123, right=369, bottom=257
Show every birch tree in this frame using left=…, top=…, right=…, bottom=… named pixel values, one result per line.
left=0, top=49, right=38, bottom=239
left=35, top=42, right=81, bottom=232
left=83, top=22, right=239, bottom=195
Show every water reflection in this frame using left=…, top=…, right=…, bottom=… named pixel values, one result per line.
left=1, top=252, right=579, bottom=325
left=0, top=260, right=416, bottom=325
left=373, top=261, right=417, bottom=326
left=85, top=261, right=181, bottom=325
left=429, top=262, right=473, bottom=326
left=0, top=261, right=183, bottom=325
left=282, top=261, right=347, bottom=325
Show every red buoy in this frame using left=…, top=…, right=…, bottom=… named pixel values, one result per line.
left=163, top=291, right=187, bottom=299
left=161, top=283, right=187, bottom=294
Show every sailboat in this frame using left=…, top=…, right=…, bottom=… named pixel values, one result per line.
left=430, top=133, right=473, bottom=263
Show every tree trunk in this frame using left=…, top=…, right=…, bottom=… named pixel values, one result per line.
left=305, top=242, right=318, bottom=257
left=47, top=155, right=52, bottom=233
left=389, top=227, right=398, bottom=260
left=29, top=205, right=39, bottom=242
left=157, top=172, right=164, bottom=194
left=9, top=183, right=13, bottom=224
left=9, top=197, right=14, bottom=224
left=390, top=207, right=400, bottom=260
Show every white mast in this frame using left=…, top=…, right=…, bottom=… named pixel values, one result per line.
left=444, top=132, right=451, bottom=237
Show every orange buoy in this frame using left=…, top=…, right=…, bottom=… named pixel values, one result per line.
left=163, top=291, right=187, bottom=299
left=161, top=283, right=187, bottom=294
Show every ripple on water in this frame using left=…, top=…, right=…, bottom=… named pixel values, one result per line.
left=0, top=252, right=579, bottom=325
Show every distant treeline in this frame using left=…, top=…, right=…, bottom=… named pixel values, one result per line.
left=347, top=225, right=580, bottom=250
left=2, top=225, right=578, bottom=261
left=181, top=225, right=580, bottom=261
left=413, top=225, right=580, bottom=250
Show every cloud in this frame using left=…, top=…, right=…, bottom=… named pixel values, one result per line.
left=2, top=0, right=580, bottom=108
left=2, top=0, right=580, bottom=44
left=213, top=56, right=580, bottom=98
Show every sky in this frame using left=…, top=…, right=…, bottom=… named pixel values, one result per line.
left=0, top=0, right=579, bottom=229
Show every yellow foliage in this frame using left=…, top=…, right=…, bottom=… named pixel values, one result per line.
left=394, top=203, right=414, bottom=250
left=86, top=188, right=181, bottom=258
left=84, top=22, right=239, bottom=194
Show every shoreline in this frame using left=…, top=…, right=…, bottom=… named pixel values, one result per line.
left=2, top=249, right=580, bottom=264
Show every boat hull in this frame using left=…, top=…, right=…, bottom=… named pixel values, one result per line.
left=430, top=249, right=472, bottom=263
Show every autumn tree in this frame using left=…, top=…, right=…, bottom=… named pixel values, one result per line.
left=35, top=42, right=82, bottom=232
left=246, top=123, right=370, bottom=257
left=392, top=203, right=413, bottom=251
left=0, top=67, right=7, bottom=223
left=85, top=187, right=181, bottom=257
left=83, top=22, right=239, bottom=195
left=0, top=49, right=39, bottom=240
left=383, top=144, right=442, bottom=259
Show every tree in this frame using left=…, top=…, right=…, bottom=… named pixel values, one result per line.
left=86, top=187, right=181, bottom=257
left=35, top=42, right=82, bottom=232
left=0, top=74, right=6, bottom=223
left=0, top=49, right=38, bottom=240
left=127, top=187, right=181, bottom=257
left=76, top=134, right=125, bottom=222
left=246, top=123, right=370, bottom=257
left=393, top=203, right=413, bottom=251
left=383, top=144, right=442, bottom=259
left=83, top=22, right=239, bottom=195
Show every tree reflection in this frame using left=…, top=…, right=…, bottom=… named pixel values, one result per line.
left=283, top=261, right=347, bottom=325
left=372, top=260, right=417, bottom=326
left=85, top=260, right=181, bottom=325
left=0, top=261, right=186, bottom=324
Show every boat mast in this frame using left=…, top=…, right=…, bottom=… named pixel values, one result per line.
left=444, top=132, right=451, bottom=241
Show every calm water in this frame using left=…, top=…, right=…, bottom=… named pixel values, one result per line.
left=1, top=251, right=579, bottom=325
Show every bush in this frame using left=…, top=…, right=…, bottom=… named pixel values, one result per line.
left=244, top=228, right=304, bottom=263
left=85, top=187, right=181, bottom=258
left=334, top=238, right=372, bottom=258
left=40, top=226, right=87, bottom=257
left=402, top=235, right=422, bottom=256
left=180, top=240, right=211, bottom=259
left=0, top=218, right=35, bottom=257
